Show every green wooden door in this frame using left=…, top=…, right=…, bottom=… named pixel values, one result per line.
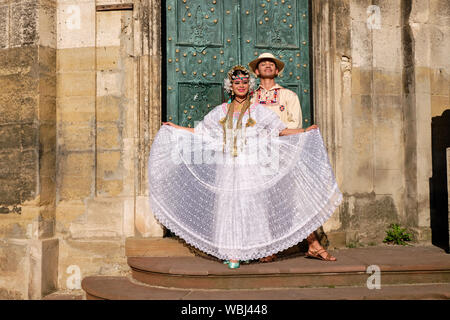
left=166, top=0, right=311, bottom=128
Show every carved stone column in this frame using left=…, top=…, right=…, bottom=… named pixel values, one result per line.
left=134, top=0, right=164, bottom=237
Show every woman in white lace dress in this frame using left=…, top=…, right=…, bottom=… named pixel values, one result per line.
left=149, top=65, right=342, bottom=269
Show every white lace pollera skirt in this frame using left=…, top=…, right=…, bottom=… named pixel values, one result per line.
left=147, top=125, right=342, bottom=261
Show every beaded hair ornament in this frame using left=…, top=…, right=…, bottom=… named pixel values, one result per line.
left=220, top=65, right=257, bottom=157
left=223, top=65, right=257, bottom=95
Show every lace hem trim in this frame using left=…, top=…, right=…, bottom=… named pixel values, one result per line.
left=150, top=188, right=342, bottom=261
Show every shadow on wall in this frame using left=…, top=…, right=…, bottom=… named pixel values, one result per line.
left=430, top=109, right=450, bottom=253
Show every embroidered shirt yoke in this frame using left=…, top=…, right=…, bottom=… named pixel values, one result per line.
left=251, top=84, right=303, bottom=129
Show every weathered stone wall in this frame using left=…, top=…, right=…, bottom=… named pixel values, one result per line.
left=315, top=0, right=449, bottom=246
left=1, top=0, right=449, bottom=298
left=405, top=0, right=449, bottom=242
left=0, top=0, right=58, bottom=299
left=54, top=0, right=163, bottom=291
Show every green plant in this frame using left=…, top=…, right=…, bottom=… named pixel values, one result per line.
left=346, top=242, right=357, bottom=248
left=383, top=224, right=412, bottom=245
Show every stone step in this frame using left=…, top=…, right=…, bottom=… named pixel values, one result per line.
left=125, top=237, right=195, bottom=257
left=81, top=276, right=450, bottom=300
left=42, top=290, right=84, bottom=300
left=125, top=236, right=305, bottom=258
left=127, top=245, right=450, bottom=290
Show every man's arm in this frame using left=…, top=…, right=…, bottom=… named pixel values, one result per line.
left=280, top=125, right=318, bottom=136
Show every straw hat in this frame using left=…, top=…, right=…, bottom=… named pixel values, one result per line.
left=248, top=52, right=285, bottom=75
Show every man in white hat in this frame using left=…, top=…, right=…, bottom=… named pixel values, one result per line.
left=249, top=53, right=336, bottom=262
left=248, top=53, right=303, bottom=130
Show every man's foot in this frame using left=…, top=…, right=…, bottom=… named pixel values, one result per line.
left=259, top=254, right=277, bottom=263
left=305, top=248, right=337, bottom=261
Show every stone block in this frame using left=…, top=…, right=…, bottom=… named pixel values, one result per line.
left=38, top=0, right=57, bottom=48
left=96, top=70, right=122, bottom=97
left=41, top=238, right=59, bottom=296
left=96, top=150, right=123, bottom=196
left=416, top=120, right=432, bottom=153
left=358, top=69, right=372, bottom=95
left=20, top=122, right=38, bottom=150
left=85, top=198, right=122, bottom=227
left=0, top=150, right=21, bottom=177
left=68, top=198, right=124, bottom=238
left=57, top=71, right=95, bottom=97
left=59, top=124, right=94, bottom=151
left=96, top=95, right=121, bottom=122
left=96, top=45, right=120, bottom=71
left=373, top=27, right=402, bottom=69
left=96, top=150, right=121, bottom=178
left=351, top=94, right=372, bottom=120
left=375, top=0, right=401, bottom=27
left=57, top=47, right=95, bottom=72
left=350, top=20, right=372, bottom=68
left=59, top=174, right=92, bottom=201
left=0, top=124, right=22, bottom=150
left=340, top=193, right=399, bottom=244
left=96, top=9, right=121, bottom=47
left=373, top=69, right=402, bottom=95
left=57, top=1, right=95, bottom=49
left=374, top=144, right=403, bottom=171
left=374, top=169, right=403, bottom=195
left=39, top=123, right=56, bottom=154
left=123, top=198, right=134, bottom=237
left=97, top=124, right=121, bottom=150
left=55, top=200, right=86, bottom=230
left=10, top=1, right=38, bottom=47
left=373, top=94, right=402, bottom=122
left=97, top=179, right=123, bottom=197
left=125, top=237, right=196, bottom=257
left=410, top=226, right=432, bottom=243
left=39, top=175, right=56, bottom=205
left=430, top=68, right=450, bottom=96
left=341, top=127, right=374, bottom=194
left=374, top=119, right=402, bottom=148
left=429, top=25, right=450, bottom=69
left=29, top=238, right=59, bottom=299
left=57, top=96, right=95, bottom=123
left=431, top=95, right=449, bottom=117
left=350, top=0, right=372, bottom=22
left=326, top=231, right=347, bottom=249
left=0, top=45, right=37, bottom=71
left=0, top=240, right=28, bottom=299
left=0, top=93, right=23, bottom=124
left=38, top=46, right=56, bottom=75
left=415, top=67, right=431, bottom=95
left=0, top=4, right=9, bottom=49
left=58, top=238, right=127, bottom=290
left=410, top=0, right=430, bottom=24
left=135, top=196, right=164, bottom=237
left=0, top=73, right=38, bottom=98
left=38, top=75, right=56, bottom=98
left=39, top=95, right=56, bottom=122
left=429, top=1, right=450, bottom=27
left=60, top=151, right=94, bottom=177
left=412, top=23, right=432, bottom=67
